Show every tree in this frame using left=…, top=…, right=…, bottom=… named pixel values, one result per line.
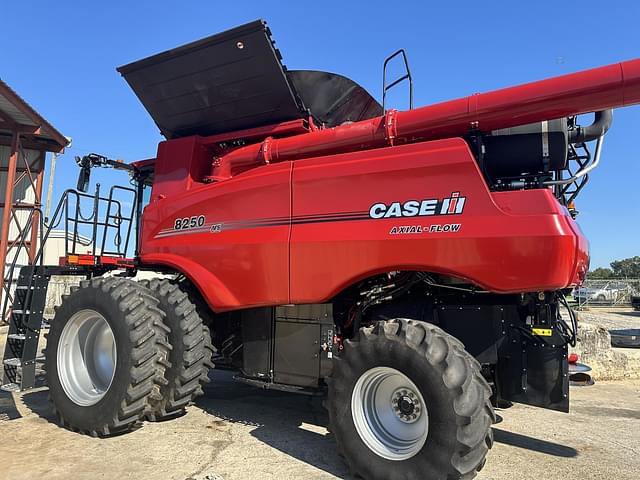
left=587, top=267, right=613, bottom=279
left=610, top=256, right=640, bottom=278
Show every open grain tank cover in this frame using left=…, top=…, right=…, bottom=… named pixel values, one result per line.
left=117, top=20, right=307, bottom=139
left=117, top=20, right=382, bottom=139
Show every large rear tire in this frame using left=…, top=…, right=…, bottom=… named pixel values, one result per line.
left=139, top=278, right=214, bottom=420
left=327, top=319, right=494, bottom=480
left=44, top=277, right=170, bottom=436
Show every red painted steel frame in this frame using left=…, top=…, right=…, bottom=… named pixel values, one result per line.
left=0, top=134, right=46, bottom=323
left=0, top=132, right=21, bottom=297
left=140, top=138, right=588, bottom=311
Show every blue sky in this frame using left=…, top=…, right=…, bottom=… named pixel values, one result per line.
left=2, top=1, right=639, bottom=268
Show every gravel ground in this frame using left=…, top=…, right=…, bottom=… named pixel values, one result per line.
left=1, top=368, right=639, bottom=480
left=1, top=311, right=639, bottom=480
left=577, top=307, right=640, bottom=330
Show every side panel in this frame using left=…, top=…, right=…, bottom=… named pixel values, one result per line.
left=273, top=304, right=334, bottom=387
left=290, top=138, right=583, bottom=303
left=140, top=162, right=291, bottom=309
left=241, top=308, right=273, bottom=379
left=497, top=321, right=569, bottom=412
left=235, top=304, right=334, bottom=389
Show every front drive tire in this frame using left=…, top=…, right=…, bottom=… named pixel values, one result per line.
left=44, top=277, right=170, bottom=436
left=327, top=319, right=494, bottom=480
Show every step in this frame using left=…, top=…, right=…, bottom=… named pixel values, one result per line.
left=3, top=358, right=22, bottom=367
left=7, top=333, right=26, bottom=341
left=0, top=383, right=20, bottom=393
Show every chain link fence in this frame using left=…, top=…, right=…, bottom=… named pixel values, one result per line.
left=572, top=278, right=640, bottom=308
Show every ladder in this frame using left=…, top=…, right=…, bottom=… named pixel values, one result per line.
left=1, top=266, right=50, bottom=391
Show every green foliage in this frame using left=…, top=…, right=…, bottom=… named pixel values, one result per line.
left=587, top=267, right=613, bottom=279
left=609, top=256, right=640, bottom=278
left=588, top=256, right=640, bottom=278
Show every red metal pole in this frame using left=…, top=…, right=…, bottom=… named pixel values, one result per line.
left=210, top=58, right=640, bottom=179
left=0, top=131, right=20, bottom=300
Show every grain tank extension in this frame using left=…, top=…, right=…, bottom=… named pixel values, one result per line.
left=3, top=19, right=640, bottom=480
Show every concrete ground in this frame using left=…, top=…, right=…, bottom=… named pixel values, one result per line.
left=1, top=308, right=638, bottom=480
left=1, top=368, right=639, bottom=480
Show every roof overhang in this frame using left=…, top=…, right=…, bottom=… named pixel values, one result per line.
left=0, top=79, right=69, bottom=153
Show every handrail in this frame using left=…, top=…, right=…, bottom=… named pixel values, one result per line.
left=1, top=185, right=137, bottom=325
left=382, top=49, right=413, bottom=112
left=544, top=135, right=604, bottom=186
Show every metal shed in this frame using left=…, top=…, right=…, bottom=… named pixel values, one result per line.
left=0, top=79, right=68, bottom=324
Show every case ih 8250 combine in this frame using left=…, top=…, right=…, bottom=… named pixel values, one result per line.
left=3, top=20, right=640, bottom=479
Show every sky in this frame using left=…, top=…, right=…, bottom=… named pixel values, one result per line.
left=1, top=1, right=639, bottom=268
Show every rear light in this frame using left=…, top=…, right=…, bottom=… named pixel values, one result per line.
left=60, top=254, right=96, bottom=266
left=568, top=353, right=579, bottom=364
left=58, top=255, right=134, bottom=268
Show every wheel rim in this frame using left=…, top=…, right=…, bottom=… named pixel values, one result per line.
left=351, top=366, right=428, bottom=461
left=57, top=309, right=117, bottom=406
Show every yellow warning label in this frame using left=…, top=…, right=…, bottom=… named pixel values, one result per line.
left=532, top=328, right=553, bottom=337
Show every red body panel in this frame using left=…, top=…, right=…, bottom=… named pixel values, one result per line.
left=140, top=138, right=588, bottom=311
left=151, top=136, right=211, bottom=200
left=290, top=139, right=586, bottom=302
left=141, top=161, right=291, bottom=309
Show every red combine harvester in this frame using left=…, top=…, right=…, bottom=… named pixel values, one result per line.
left=3, top=20, right=640, bottom=479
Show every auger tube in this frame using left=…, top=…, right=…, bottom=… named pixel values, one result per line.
left=211, top=58, right=640, bottom=179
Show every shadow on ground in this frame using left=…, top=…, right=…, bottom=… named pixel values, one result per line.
left=0, top=389, right=21, bottom=421
left=196, top=369, right=351, bottom=479
left=8, top=360, right=53, bottom=421
left=20, top=387, right=56, bottom=421
left=492, top=428, right=578, bottom=458
left=197, top=370, right=580, bottom=477
left=14, top=367, right=580, bottom=477
left=1, top=357, right=47, bottom=421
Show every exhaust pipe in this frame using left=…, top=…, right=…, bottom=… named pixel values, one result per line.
left=568, top=109, right=613, bottom=143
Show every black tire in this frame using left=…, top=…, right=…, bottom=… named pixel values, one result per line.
left=44, top=277, right=170, bottom=436
left=139, top=278, right=214, bottom=420
left=327, top=319, right=494, bottom=480
left=596, top=294, right=606, bottom=302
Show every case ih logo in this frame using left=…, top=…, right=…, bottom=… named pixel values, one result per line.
left=369, top=192, right=466, bottom=219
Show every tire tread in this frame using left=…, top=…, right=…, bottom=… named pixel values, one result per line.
left=140, top=278, right=214, bottom=420
left=327, top=318, right=494, bottom=480
left=44, top=277, right=170, bottom=436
